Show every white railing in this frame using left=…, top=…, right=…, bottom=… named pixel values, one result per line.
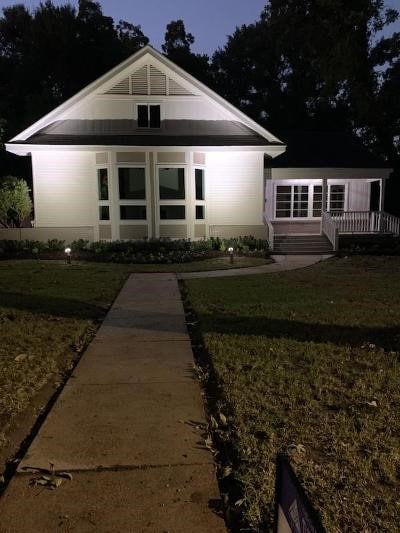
left=321, top=212, right=339, bottom=251
left=329, top=211, right=400, bottom=236
left=264, top=215, right=274, bottom=251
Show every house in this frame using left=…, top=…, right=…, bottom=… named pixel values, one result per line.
left=5, top=45, right=398, bottom=252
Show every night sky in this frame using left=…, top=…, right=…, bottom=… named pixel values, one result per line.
left=0, top=0, right=399, bottom=56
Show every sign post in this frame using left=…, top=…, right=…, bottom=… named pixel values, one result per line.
left=275, top=454, right=325, bottom=533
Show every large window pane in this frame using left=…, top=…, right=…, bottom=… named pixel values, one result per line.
left=160, top=205, right=185, bottom=220
left=98, top=168, right=109, bottom=201
left=119, top=168, right=146, bottom=200
left=159, top=168, right=185, bottom=199
left=149, top=105, right=161, bottom=128
left=120, top=205, right=147, bottom=220
left=137, top=105, right=148, bottom=128
left=99, top=206, right=109, bottom=221
left=195, top=169, right=204, bottom=200
left=196, top=205, right=205, bottom=220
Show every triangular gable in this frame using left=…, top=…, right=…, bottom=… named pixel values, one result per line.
left=105, top=64, right=195, bottom=96
left=10, top=45, right=283, bottom=145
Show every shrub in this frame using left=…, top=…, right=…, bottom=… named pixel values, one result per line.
left=0, top=237, right=270, bottom=263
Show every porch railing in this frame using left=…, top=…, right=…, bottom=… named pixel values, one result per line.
left=321, top=212, right=339, bottom=251
left=329, top=211, right=400, bottom=236
left=264, top=215, right=274, bottom=251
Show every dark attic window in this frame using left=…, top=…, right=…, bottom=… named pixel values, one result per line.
left=137, top=104, right=161, bottom=128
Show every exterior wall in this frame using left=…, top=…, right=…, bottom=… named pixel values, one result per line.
left=348, top=180, right=370, bottom=211
left=272, top=222, right=321, bottom=235
left=32, top=151, right=97, bottom=228
left=207, top=151, right=265, bottom=226
left=69, top=97, right=231, bottom=122
left=0, top=227, right=94, bottom=242
left=10, top=148, right=267, bottom=243
left=209, top=225, right=268, bottom=239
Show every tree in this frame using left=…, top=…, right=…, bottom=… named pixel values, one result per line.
left=162, top=19, right=211, bottom=85
left=0, top=176, right=32, bottom=228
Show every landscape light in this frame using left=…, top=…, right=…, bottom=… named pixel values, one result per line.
left=65, top=247, right=72, bottom=264
left=228, top=246, right=234, bottom=264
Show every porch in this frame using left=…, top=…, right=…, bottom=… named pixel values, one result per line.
left=321, top=210, right=400, bottom=251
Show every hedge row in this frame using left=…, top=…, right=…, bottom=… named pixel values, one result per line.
left=0, top=236, right=270, bottom=264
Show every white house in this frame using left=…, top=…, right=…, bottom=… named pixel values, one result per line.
left=5, top=45, right=398, bottom=252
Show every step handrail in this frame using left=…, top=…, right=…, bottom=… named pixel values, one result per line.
left=263, top=215, right=274, bottom=251
left=321, top=212, right=339, bottom=251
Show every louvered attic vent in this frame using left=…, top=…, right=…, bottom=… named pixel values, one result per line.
left=105, top=64, right=195, bottom=96
left=106, top=77, right=129, bottom=95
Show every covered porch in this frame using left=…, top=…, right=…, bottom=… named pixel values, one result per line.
left=264, top=174, right=398, bottom=252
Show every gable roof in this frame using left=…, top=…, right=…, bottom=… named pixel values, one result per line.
left=9, top=45, right=283, bottom=148
left=269, top=130, right=390, bottom=169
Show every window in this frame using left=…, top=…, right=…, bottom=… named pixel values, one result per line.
left=313, top=186, right=323, bottom=217
left=137, top=104, right=161, bottom=128
left=275, top=185, right=293, bottom=218
left=330, top=185, right=345, bottom=212
left=119, top=168, right=146, bottom=200
left=99, top=206, right=110, bottom=221
left=120, top=205, right=147, bottom=220
left=159, top=168, right=185, bottom=199
left=293, top=186, right=308, bottom=218
left=312, top=184, right=345, bottom=217
left=196, top=205, right=205, bottom=220
left=195, top=169, right=204, bottom=200
left=160, top=205, right=185, bottom=220
left=98, top=168, right=109, bottom=201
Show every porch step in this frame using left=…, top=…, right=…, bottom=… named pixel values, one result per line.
left=273, top=235, right=333, bottom=255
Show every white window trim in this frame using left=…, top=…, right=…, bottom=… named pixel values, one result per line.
left=95, top=164, right=111, bottom=225
left=194, top=166, right=206, bottom=222
left=135, top=102, right=164, bottom=129
left=273, top=181, right=348, bottom=221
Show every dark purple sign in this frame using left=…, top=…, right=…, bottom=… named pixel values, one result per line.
left=275, top=454, right=325, bottom=533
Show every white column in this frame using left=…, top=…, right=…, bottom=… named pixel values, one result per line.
left=322, top=178, right=328, bottom=212
left=109, top=151, right=120, bottom=241
left=379, top=179, right=385, bottom=212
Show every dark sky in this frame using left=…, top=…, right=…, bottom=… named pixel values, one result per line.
left=0, top=0, right=399, bottom=56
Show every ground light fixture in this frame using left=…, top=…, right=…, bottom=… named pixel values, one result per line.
left=228, top=246, right=234, bottom=264
left=65, top=247, right=72, bottom=264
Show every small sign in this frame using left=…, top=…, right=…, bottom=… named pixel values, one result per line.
left=275, top=454, right=325, bottom=533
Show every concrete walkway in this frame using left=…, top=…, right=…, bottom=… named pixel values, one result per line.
left=178, top=254, right=332, bottom=279
left=0, top=274, right=225, bottom=533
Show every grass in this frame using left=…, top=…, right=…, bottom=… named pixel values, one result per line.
left=185, top=256, right=400, bottom=532
left=81, top=255, right=270, bottom=272
left=0, top=261, right=132, bottom=451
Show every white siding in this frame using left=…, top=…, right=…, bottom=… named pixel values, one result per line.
left=32, top=151, right=96, bottom=227
left=64, top=96, right=232, bottom=121
left=348, top=180, right=370, bottom=211
left=207, top=152, right=264, bottom=226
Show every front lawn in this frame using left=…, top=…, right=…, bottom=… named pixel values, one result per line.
left=185, top=256, right=400, bottom=532
left=0, top=261, right=132, bottom=457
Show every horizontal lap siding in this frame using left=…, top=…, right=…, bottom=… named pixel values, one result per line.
left=207, top=152, right=264, bottom=226
left=348, top=180, right=370, bottom=211
left=32, top=151, right=96, bottom=227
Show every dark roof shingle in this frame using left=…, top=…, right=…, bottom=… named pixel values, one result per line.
left=13, top=119, right=278, bottom=147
